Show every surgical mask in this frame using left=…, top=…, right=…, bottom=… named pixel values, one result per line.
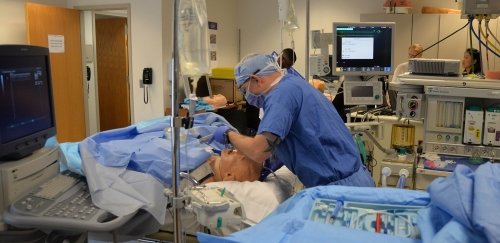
left=245, top=92, right=264, bottom=108
left=245, top=81, right=265, bottom=108
left=244, top=75, right=282, bottom=108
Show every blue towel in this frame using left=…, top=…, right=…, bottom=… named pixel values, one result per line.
left=420, top=162, right=500, bottom=243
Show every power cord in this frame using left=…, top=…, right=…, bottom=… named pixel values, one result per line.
left=144, top=85, right=149, bottom=104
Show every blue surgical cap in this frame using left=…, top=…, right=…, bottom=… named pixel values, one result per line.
left=234, top=54, right=280, bottom=87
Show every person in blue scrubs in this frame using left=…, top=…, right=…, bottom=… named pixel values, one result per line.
left=211, top=53, right=374, bottom=188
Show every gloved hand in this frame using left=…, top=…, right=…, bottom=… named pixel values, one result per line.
left=208, top=125, right=234, bottom=145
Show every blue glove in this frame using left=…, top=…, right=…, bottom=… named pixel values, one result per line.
left=208, top=125, right=233, bottom=145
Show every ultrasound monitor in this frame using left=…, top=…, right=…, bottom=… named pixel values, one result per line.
left=0, top=45, right=56, bottom=160
left=332, top=22, right=395, bottom=76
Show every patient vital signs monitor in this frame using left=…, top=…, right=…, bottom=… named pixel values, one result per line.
left=343, top=81, right=384, bottom=105
left=332, top=22, right=395, bottom=76
left=332, top=22, right=394, bottom=106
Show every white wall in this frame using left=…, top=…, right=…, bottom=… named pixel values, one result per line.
left=163, top=0, right=238, bottom=111
left=235, top=0, right=462, bottom=76
left=162, top=1, right=173, bottom=111
left=236, top=0, right=387, bottom=75
left=68, top=0, right=166, bottom=124
left=0, top=0, right=466, bottom=124
left=82, top=11, right=99, bottom=134
left=206, top=0, right=239, bottom=67
left=0, top=0, right=67, bottom=44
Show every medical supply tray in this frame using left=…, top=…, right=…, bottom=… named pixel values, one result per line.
left=308, top=198, right=424, bottom=239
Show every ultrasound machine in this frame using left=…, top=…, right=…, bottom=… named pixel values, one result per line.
left=0, top=45, right=133, bottom=242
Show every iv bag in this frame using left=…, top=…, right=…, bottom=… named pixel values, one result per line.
left=178, top=0, right=211, bottom=78
left=283, top=0, right=299, bottom=31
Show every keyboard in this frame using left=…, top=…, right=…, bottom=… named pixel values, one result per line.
left=4, top=171, right=136, bottom=232
left=34, top=171, right=80, bottom=200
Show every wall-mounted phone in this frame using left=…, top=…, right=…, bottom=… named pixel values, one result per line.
left=86, top=66, right=91, bottom=81
left=142, top=68, right=152, bottom=104
left=85, top=65, right=91, bottom=97
left=143, top=68, right=153, bottom=84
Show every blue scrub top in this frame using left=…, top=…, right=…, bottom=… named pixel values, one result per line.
left=287, top=67, right=304, bottom=79
left=257, top=73, right=362, bottom=188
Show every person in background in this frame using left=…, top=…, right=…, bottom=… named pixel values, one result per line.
left=462, top=48, right=482, bottom=76
left=209, top=53, right=375, bottom=188
left=277, top=48, right=296, bottom=69
left=277, top=48, right=304, bottom=79
left=391, top=43, right=423, bottom=82
left=278, top=48, right=325, bottom=93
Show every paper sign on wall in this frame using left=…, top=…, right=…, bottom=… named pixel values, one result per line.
left=48, top=35, right=65, bottom=53
left=208, top=21, right=218, bottom=67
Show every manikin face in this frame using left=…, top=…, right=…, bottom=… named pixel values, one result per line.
left=204, top=149, right=262, bottom=183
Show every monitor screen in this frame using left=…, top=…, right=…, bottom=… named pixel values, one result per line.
left=343, top=81, right=383, bottom=105
left=0, top=45, right=56, bottom=160
left=332, top=22, right=395, bottom=76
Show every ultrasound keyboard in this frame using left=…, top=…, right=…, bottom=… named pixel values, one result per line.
left=34, top=171, right=80, bottom=200
left=4, top=171, right=135, bottom=232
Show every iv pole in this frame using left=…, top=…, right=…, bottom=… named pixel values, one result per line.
left=305, top=0, right=310, bottom=80
left=170, top=0, right=183, bottom=242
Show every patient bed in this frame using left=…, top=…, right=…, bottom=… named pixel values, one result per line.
left=6, top=111, right=499, bottom=242
left=10, top=112, right=298, bottom=240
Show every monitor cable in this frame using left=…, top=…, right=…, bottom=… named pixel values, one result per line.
left=486, top=19, right=500, bottom=45
left=414, top=21, right=470, bottom=57
left=470, top=17, right=500, bottom=58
